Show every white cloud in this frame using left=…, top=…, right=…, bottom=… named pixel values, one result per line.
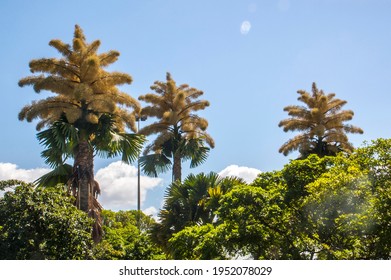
left=0, top=161, right=163, bottom=212
left=240, top=21, right=251, bottom=35
left=143, top=206, right=159, bottom=221
left=0, top=162, right=50, bottom=183
left=218, top=165, right=261, bottom=183
left=95, top=161, right=163, bottom=211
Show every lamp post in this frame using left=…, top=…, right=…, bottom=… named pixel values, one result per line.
left=136, top=115, right=147, bottom=214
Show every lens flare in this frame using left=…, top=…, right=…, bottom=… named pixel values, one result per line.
left=240, top=21, right=251, bottom=35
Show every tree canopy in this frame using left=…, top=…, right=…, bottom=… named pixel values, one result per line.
left=0, top=180, right=93, bottom=259
left=165, top=139, right=391, bottom=260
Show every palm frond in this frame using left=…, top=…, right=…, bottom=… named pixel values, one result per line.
left=36, top=119, right=78, bottom=167
left=139, top=153, right=172, bottom=177
left=94, top=132, right=144, bottom=164
left=35, top=163, right=73, bottom=187
left=178, top=138, right=210, bottom=168
left=119, top=133, right=145, bottom=164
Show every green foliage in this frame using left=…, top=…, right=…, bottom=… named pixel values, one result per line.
left=168, top=224, right=224, bottom=259
left=300, top=139, right=391, bottom=259
left=93, top=210, right=164, bottom=260
left=3, top=138, right=390, bottom=260
left=302, top=164, right=374, bottom=259
left=35, top=114, right=144, bottom=188
left=282, top=154, right=334, bottom=203
left=216, top=180, right=293, bottom=259
left=152, top=172, right=243, bottom=253
left=0, top=180, right=93, bottom=259
left=163, top=139, right=391, bottom=260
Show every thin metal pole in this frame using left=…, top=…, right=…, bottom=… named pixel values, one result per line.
left=137, top=117, right=141, bottom=213
left=136, top=115, right=146, bottom=229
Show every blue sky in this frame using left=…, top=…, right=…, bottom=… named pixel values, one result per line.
left=1, top=0, right=390, bottom=215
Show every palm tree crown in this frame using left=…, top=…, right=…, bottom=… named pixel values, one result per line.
left=138, top=72, right=214, bottom=182
left=18, top=25, right=143, bottom=242
left=278, top=83, right=363, bottom=158
left=19, top=24, right=140, bottom=133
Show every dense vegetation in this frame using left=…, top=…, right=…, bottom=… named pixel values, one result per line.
left=1, top=25, right=389, bottom=259
left=162, top=139, right=391, bottom=259
left=1, top=139, right=390, bottom=259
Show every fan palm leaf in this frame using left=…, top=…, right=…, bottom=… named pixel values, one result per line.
left=35, top=163, right=73, bottom=188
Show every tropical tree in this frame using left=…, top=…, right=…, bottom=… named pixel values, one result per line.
left=167, top=171, right=299, bottom=260
left=152, top=172, right=243, bottom=253
left=298, top=141, right=391, bottom=260
left=281, top=153, right=334, bottom=204
left=138, top=72, right=214, bottom=182
left=0, top=180, right=93, bottom=259
left=301, top=161, right=374, bottom=259
left=344, top=138, right=391, bottom=258
left=278, top=83, right=363, bottom=158
left=167, top=224, right=223, bottom=260
left=166, top=140, right=391, bottom=260
left=215, top=174, right=294, bottom=259
left=93, top=210, right=165, bottom=260
left=18, top=25, right=143, bottom=242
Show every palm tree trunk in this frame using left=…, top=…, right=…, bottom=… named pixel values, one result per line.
left=315, top=137, right=324, bottom=157
left=173, top=152, right=182, bottom=182
left=74, top=140, right=94, bottom=212
left=73, top=135, right=103, bottom=243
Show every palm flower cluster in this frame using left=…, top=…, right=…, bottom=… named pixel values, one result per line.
left=18, top=25, right=139, bottom=133
left=279, top=82, right=363, bottom=158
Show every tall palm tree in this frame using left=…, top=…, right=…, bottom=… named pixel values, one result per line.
left=18, top=25, right=143, bottom=241
left=138, top=72, right=214, bottom=182
left=152, top=172, right=243, bottom=251
left=278, top=83, right=363, bottom=158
